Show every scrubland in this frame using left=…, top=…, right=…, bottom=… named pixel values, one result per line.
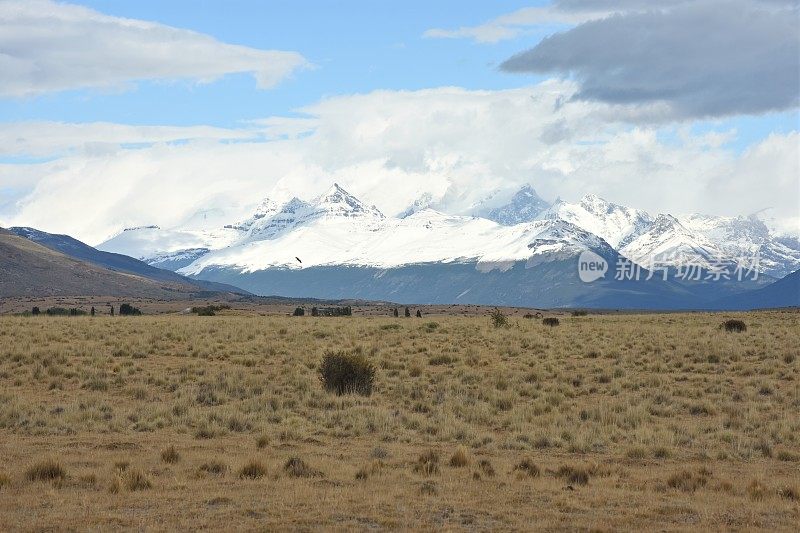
left=0, top=310, right=798, bottom=530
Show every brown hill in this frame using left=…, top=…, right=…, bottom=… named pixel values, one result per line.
left=0, top=228, right=201, bottom=298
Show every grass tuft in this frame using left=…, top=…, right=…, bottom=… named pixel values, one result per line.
left=238, top=460, right=267, bottom=480
left=25, top=459, right=66, bottom=482
left=413, top=450, right=440, bottom=476
left=161, top=445, right=180, bottom=464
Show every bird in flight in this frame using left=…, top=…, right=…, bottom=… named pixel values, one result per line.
left=295, top=257, right=302, bottom=263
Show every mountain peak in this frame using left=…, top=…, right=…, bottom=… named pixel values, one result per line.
left=312, top=183, right=384, bottom=219
left=486, top=184, right=550, bottom=225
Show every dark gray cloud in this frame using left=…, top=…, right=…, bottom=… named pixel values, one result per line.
left=501, top=0, right=800, bottom=118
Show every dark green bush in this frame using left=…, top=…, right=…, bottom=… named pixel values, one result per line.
left=721, top=319, right=746, bottom=332
left=490, top=308, right=508, bottom=328
left=571, top=310, right=588, bottom=317
left=191, top=304, right=229, bottom=316
left=319, top=350, right=375, bottom=396
left=293, top=307, right=305, bottom=316
left=119, top=303, right=142, bottom=316
left=542, top=317, right=560, bottom=327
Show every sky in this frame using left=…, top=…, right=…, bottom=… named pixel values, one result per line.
left=0, top=0, right=798, bottom=244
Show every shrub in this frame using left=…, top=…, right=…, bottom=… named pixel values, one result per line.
left=514, top=458, right=540, bottom=478
left=199, top=461, right=227, bottom=476
left=161, top=445, right=180, bottom=464
left=490, top=308, right=508, bottom=328
left=123, top=469, right=152, bottom=491
left=318, top=350, right=375, bottom=396
left=556, top=465, right=590, bottom=485
left=118, top=303, right=142, bottom=316
left=284, top=457, right=322, bottom=478
left=449, top=447, right=470, bottom=468
left=238, top=460, right=267, bottom=479
left=293, top=307, right=305, bottom=316
left=747, top=479, right=767, bottom=501
left=721, top=319, right=746, bottom=332
left=667, top=469, right=710, bottom=492
left=0, top=472, right=11, bottom=490
left=256, top=434, right=270, bottom=449
left=542, top=317, right=560, bottom=327
left=571, top=310, right=588, bottom=316
left=413, top=450, right=440, bottom=476
left=477, top=459, right=495, bottom=477
left=355, top=461, right=383, bottom=480
left=25, top=459, right=66, bottom=482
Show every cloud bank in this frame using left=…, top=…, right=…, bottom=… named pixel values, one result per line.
left=500, top=0, right=800, bottom=119
left=0, top=0, right=308, bottom=97
left=3, top=82, right=798, bottom=244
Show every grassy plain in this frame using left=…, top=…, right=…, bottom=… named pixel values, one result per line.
left=0, top=310, right=798, bottom=530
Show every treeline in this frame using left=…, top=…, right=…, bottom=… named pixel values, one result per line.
left=22, top=303, right=142, bottom=317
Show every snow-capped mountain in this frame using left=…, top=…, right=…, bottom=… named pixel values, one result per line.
left=180, top=189, right=612, bottom=275
left=538, top=194, right=653, bottom=249
left=96, top=183, right=798, bottom=301
left=677, top=214, right=800, bottom=278
left=620, top=214, right=728, bottom=270
left=485, top=185, right=550, bottom=225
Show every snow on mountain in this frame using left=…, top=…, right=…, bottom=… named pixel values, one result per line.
left=224, top=198, right=281, bottom=233
left=677, top=214, right=800, bottom=278
left=398, top=193, right=434, bottom=218
left=485, top=185, right=550, bottom=225
left=97, top=225, right=241, bottom=264
left=179, top=202, right=613, bottom=275
left=620, top=214, right=727, bottom=270
left=95, top=183, right=797, bottom=281
left=538, top=194, right=653, bottom=248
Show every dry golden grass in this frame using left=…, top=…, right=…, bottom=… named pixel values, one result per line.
left=0, top=310, right=798, bottom=530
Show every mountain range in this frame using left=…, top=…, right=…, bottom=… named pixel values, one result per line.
left=92, top=183, right=799, bottom=309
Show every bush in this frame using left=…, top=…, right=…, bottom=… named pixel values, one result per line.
left=490, top=308, right=508, bottom=328
left=25, top=459, right=66, bottom=482
left=571, top=310, right=588, bottom=316
left=667, top=469, right=710, bottom=492
left=238, top=460, right=267, bottom=479
left=191, top=304, right=230, bottom=316
left=556, top=464, right=590, bottom=485
left=318, top=350, right=375, bottom=396
left=293, top=307, right=305, bottom=316
left=514, top=458, right=541, bottom=478
left=119, top=303, right=142, bottom=316
left=161, top=445, right=180, bottom=464
left=198, top=461, right=227, bottom=476
left=44, top=307, right=87, bottom=316
left=721, top=319, right=746, bottom=332
left=542, top=317, right=560, bottom=327
left=123, top=469, right=152, bottom=491
left=284, top=457, right=322, bottom=478
left=449, top=447, right=470, bottom=468
left=413, top=450, right=440, bottom=476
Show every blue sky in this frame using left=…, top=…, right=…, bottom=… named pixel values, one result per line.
left=0, top=0, right=797, bottom=242
left=0, top=1, right=556, bottom=126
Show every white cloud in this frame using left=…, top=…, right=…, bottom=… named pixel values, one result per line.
left=0, top=121, right=260, bottom=157
left=0, top=0, right=308, bottom=97
left=3, top=82, right=798, bottom=244
left=423, top=6, right=600, bottom=43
